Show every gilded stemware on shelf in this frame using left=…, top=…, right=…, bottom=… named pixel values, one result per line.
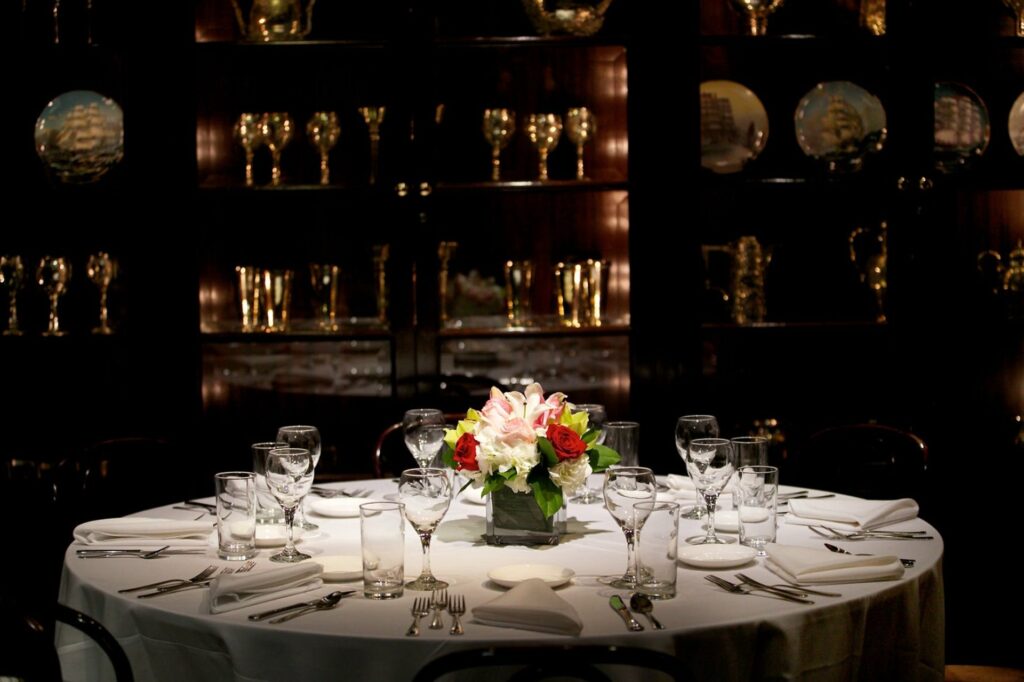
left=233, top=113, right=264, bottom=187
left=261, top=268, right=293, bottom=332
left=1004, top=0, right=1024, bottom=37
left=86, top=251, right=117, bottom=335
left=309, top=264, right=341, bottom=331
left=503, top=259, right=533, bottom=327
left=566, top=107, right=597, bottom=180
left=526, top=113, right=562, bottom=181
left=728, top=0, right=785, bottom=36
left=0, top=255, right=25, bottom=336
left=358, top=106, right=386, bottom=185
left=438, top=241, right=457, bottom=324
left=36, top=256, right=71, bottom=337
left=849, top=222, right=888, bottom=323
left=482, top=108, right=516, bottom=181
left=521, top=0, right=613, bottom=37
left=236, top=265, right=261, bottom=332
left=230, top=0, right=316, bottom=42
left=372, top=244, right=390, bottom=324
left=260, top=112, right=294, bottom=187
left=306, top=112, right=340, bottom=185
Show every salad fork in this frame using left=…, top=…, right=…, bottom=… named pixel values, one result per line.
left=406, top=597, right=431, bottom=637
left=118, top=565, right=217, bottom=593
left=705, top=575, right=814, bottom=604
left=448, top=595, right=465, bottom=635
left=429, top=589, right=448, bottom=629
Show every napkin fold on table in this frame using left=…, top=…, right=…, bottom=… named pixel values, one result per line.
left=784, top=497, right=919, bottom=531
left=765, top=543, right=904, bottom=584
left=472, top=578, right=583, bottom=636
left=209, top=563, right=324, bottom=614
left=73, top=517, right=214, bottom=547
left=665, top=474, right=733, bottom=501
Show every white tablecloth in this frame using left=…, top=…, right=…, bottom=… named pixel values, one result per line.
left=57, top=477, right=944, bottom=681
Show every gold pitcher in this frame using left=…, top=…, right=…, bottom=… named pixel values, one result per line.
left=230, top=0, right=316, bottom=42
left=978, top=239, right=1024, bottom=319
left=849, top=221, right=888, bottom=322
left=702, top=236, right=772, bottom=325
left=521, top=0, right=613, bottom=37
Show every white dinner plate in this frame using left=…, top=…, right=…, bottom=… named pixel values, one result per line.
left=308, top=497, right=378, bottom=518
left=678, top=543, right=757, bottom=569
left=488, top=564, right=575, bottom=589
left=315, top=554, right=362, bottom=582
left=254, top=524, right=320, bottom=548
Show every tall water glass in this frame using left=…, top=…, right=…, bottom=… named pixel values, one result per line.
left=674, top=414, right=720, bottom=519
left=265, top=447, right=315, bottom=563
left=402, top=409, right=446, bottom=469
left=635, top=501, right=680, bottom=599
left=360, top=501, right=406, bottom=600
left=684, top=438, right=736, bottom=545
left=252, top=441, right=286, bottom=524
left=736, top=465, right=778, bottom=556
left=277, top=425, right=321, bottom=531
left=730, top=436, right=769, bottom=509
left=398, top=468, right=452, bottom=590
left=571, top=403, right=606, bottom=504
left=604, top=421, right=639, bottom=468
left=602, top=466, right=656, bottom=589
left=215, top=472, right=258, bottom=561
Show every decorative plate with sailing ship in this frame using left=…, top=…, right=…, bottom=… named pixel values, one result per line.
left=35, top=90, right=124, bottom=183
left=934, top=82, right=990, bottom=173
left=1009, top=91, right=1024, bottom=157
left=794, top=81, right=886, bottom=173
left=700, top=80, right=769, bottom=174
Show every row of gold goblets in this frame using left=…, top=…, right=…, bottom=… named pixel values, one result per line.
left=484, top=107, right=597, bottom=181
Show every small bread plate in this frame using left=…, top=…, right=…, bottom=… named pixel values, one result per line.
left=315, top=555, right=362, bottom=582
left=254, top=524, right=320, bottom=548
left=487, top=563, right=575, bottom=589
left=308, top=497, right=377, bottom=518
left=678, top=544, right=757, bottom=569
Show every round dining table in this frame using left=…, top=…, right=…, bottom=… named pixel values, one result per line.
left=57, top=476, right=944, bottom=681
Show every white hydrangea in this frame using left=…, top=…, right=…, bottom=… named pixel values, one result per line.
left=548, top=453, right=592, bottom=492
left=475, top=432, right=539, bottom=494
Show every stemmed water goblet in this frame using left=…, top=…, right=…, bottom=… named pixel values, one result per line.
left=398, top=467, right=452, bottom=590
left=277, top=425, right=321, bottom=531
left=306, top=111, right=340, bottom=185
left=0, top=255, right=24, bottom=336
left=571, top=403, right=606, bottom=504
left=566, top=107, right=596, bottom=180
left=86, top=251, right=117, bottom=335
left=36, top=256, right=71, bottom=336
left=483, top=108, right=516, bottom=181
left=684, top=438, right=737, bottom=545
left=729, top=0, right=785, bottom=36
left=358, top=106, right=386, bottom=185
left=674, top=414, right=719, bottom=519
left=234, top=113, right=264, bottom=187
left=265, top=447, right=315, bottom=562
left=260, top=112, right=294, bottom=186
left=602, top=466, right=656, bottom=589
left=403, top=408, right=447, bottom=470
left=526, top=113, right=562, bottom=181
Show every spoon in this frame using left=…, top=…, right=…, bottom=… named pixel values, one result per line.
left=629, top=593, right=664, bottom=630
left=77, top=545, right=170, bottom=559
left=824, top=543, right=916, bottom=567
left=248, top=590, right=353, bottom=622
left=269, top=594, right=348, bottom=624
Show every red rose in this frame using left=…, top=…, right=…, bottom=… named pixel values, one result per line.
left=453, top=432, right=480, bottom=471
left=546, top=424, right=588, bottom=461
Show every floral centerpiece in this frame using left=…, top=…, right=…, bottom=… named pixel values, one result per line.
left=442, top=383, right=619, bottom=543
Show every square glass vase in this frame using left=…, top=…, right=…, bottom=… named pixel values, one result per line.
left=484, top=485, right=567, bottom=546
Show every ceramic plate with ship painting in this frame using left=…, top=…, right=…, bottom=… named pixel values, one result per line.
left=794, top=81, right=886, bottom=173
left=34, top=90, right=124, bottom=183
left=934, top=82, right=990, bottom=173
left=1009, top=91, right=1024, bottom=157
left=700, top=80, right=769, bottom=174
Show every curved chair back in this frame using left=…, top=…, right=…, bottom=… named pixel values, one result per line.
left=374, top=413, right=465, bottom=478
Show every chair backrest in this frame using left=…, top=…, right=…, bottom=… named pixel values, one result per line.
left=374, top=413, right=464, bottom=478
left=790, top=423, right=929, bottom=501
left=55, top=604, right=134, bottom=682
left=412, top=645, right=691, bottom=682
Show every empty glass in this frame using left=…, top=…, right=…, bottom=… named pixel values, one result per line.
left=252, top=441, right=286, bottom=524
left=306, top=111, right=340, bottom=185
left=233, top=113, right=264, bottom=187
left=729, top=0, right=785, bottom=36
left=0, top=255, right=24, bottom=336
left=360, top=501, right=406, bottom=599
left=358, top=106, right=386, bottom=185
left=86, top=251, right=117, bottom=335
left=635, top=500, right=680, bottom=599
left=403, top=408, right=446, bottom=469
left=604, top=421, right=639, bottom=468
left=36, top=256, right=71, bottom=336
left=736, top=465, right=778, bottom=556
left=483, top=108, right=516, bottom=181
left=309, top=264, right=341, bottom=331
left=674, top=415, right=720, bottom=519
left=571, top=403, right=606, bottom=504
left=526, top=113, right=562, bottom=181
left=566, top=107, right=597, bottom=180
left=398, top=468, right=452, bottom=590
left=684, top=438, right=737, bottom=545
left=730, top=436, right=769, bottom=509
left=265, top=447, right=315, bottom=563
left=276, top=425, right=321, bottom=531
left=215, top=472, right=258, bottom=561
left=602, top=466, right=656, bottom=589
left=260, top=112, right=293, bottom=186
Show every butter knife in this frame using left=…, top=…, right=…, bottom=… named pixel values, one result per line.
left=608, top=594, right=643, bottom=631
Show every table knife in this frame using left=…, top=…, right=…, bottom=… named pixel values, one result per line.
left=608, top=595, right=643, bottom=631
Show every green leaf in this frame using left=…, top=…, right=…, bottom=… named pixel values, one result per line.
left=582, top=428, right=598, bottom=445
left=588, top=443, right=621, bottom=472
left=537, top=437, right=559, bottom=467
left=457, top=478, right=473, bottom=494
left=530, top=477, right=564, bottom=518
left=441, top=442, right=455, bottom=468
left=483, top=475, right=506, bottom=495
left=499, top=469, right=517, bottom=480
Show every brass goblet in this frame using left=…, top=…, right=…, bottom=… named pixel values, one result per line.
left=234, top=113, right=264, bottom=187
left=260, top=112, right=294, bottom=186
left=1004, top=0, right=1024, bottom=37
left=526, top=113, right=562, bottom=181
left=482, top=108, right=516, bottom=181
left=566, top=107, right=597, bottom=180
left=86, top=251, right=118, bottom=335
left=306, top=112, right=340, bottom=185
left=309, top=264, right=341, bottom=331
left=0, top=255, right=25, bottom=336
left=728, top=0, right=784, bottom=36
left=37, top=256, right=71, bottom=336
left=358, top=106, right=386, bottom=185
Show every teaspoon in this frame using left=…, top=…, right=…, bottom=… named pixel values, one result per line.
left=629, top=593, right=665, bottom=630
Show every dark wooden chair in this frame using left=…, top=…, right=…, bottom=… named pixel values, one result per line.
left=374, top=412, right=465, bottom=478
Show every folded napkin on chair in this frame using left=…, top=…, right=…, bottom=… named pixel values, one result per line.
left=472, top=578, right=583, bottom=635
left=73, top=517, right=214, bottom=546
left=784, top=497, right=919, bottom=530
left=210, top=563, right=324, bottom=614
left=765, top=544, right=904, bottom=584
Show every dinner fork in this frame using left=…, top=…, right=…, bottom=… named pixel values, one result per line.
left=429, top=589, right=448, bottom=629
left=704, top=575, right=815, bottom=604
left=809, top=525, right=933, bottom=541
left=138, top=562, right=254, bottom=598
left=735, top=573, right=842, bottom=598
left=824, top=542, right=916, bottom=568
left=118, top=565, right=217, bottom=593
left=406, top=597, right=431, bottom=637
left=448, top=595, right=465, bottom=636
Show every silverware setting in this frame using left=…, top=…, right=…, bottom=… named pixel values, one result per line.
left=808, top=525, right=933, bottom=541
left=629, top=593, right=664, bottom=630
left=78, top=545, right=171, bottom=559
left=263, top=591, right=355, bottom=624
left=704, top=575, right=815, bottom=604
left=429, top=589, right=448, bottom=629
left=406, top=597, right=431, bottom=636
left=310, top=486, right=371, bottom=498
left=448, top=594, right=466, bottom=636
left=778, top=491, right=836, bottom=501
left=136, top=560, right=257, bottom=598
left=824, top=542, right=916, bottom=568
left=735, top=573, right=841, bottom=598
left=120, top=565, right=219, bottom=593
left=608, top=594, right=644, bottom=631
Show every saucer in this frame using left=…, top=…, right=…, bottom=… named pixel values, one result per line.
left=488, top=564, right=575, bottom=588
left=315, top=554, right=362, bottom=582
left=1008, top=91, right=1024, bottom=156
left=794, top=80, right=887, bottom=172
left=678, top=543, right=757, bottom=569
left=704, top=510, right=739, bottom=533
left=308, top=497, right=377, bottom=518
left=700, top=80, right=769, bottom=174
left=934, top=81, right=990, bottom=172
left=253, top=524, right=320, bottom=548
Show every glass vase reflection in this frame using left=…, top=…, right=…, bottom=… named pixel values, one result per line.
left=35, top=90, right=124, bottom=184
left=485, top=486, right=566, bottom=546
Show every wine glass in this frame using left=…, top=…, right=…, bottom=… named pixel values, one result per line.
left=571, top=403, right=606, bottom=504
left=86, top=251, right=117, bottom=335
left=398, top=467, right=452, bottom=590
left=306, top=111, right=340, bottom=185
left=0, top=255, right=24, bottom=336
left=1004, top=0, right=1024, bottom=37
left=260, top=112, right=294, bottom=186
left=233, top=113, right=264, bottom=187
left=277, top=425, right=321, bottom=531
left=265, top=447, right=315, bottom=563
left=309, top=264, right=341, bottom=331
left=566, top=107, right=597, bottom=180
left=602, top=466, right=656, bottom=589
left=402, top=408, right=446, bottom=469
left=358, top=106, right=386, bottom=185
left=526, top=113, right=562, bottom=181
left=483, top=108, right=516, bottom=181
left=729, top=0, right=784, bottom=36
left=684, top=438, right=737, bottom=545
left=674, top=415, right=720, bottom=519
left=36, top=256, right=71, bottom=336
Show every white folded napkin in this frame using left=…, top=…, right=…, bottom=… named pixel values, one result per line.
left=209, top=563, right=324, bottom=614
left=784, top=497, right=919, bottom=531
left=765, top=544, right=904, bottom=584
left=73, top=517, right=214, bottom=546
left=665, top=474, right=733, bottom=501
left=472, top=578, right=582, bottom=636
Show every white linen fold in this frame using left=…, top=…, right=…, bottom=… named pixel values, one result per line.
left=765, top=544, right=904, bottom=584
left=664, top=474, right=733, bottom=501
left=472, top=578, right=582, bottom=635
left=784, top=497, right=919, bottom=530
left=209, top=563, right=324, bottom=614
left=73, top=517, right=214, bottom=546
